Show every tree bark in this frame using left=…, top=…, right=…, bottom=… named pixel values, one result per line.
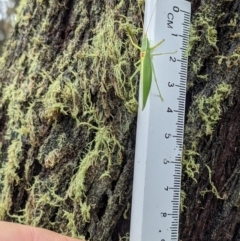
left=180, top=0, right=240, bottom=240
left=0, top=0, right=239, bottom=241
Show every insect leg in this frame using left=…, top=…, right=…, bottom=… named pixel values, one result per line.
left=127, top=33, right=141, bottom=50
left=150, top=39, right=177, bottom=55
left=152, top=50, right=177, bottom=57
left=130, top=63, right=140, bottom=80
left=151, top=61, right=163, bottom=101
left=129, top=64, right=141, bottom=100
left=134, top=59, right=141, bottom=68
left=150, top=39, right=165, bottom=51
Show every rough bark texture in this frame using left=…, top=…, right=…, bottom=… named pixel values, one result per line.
left=181, top=0, right=240, bottom=240
left=0, top=1, right=140, bottom=240
left=0, top=0, right=239, bottom=241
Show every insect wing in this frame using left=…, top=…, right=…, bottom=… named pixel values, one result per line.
left=141, top=49, right=152, bottom=110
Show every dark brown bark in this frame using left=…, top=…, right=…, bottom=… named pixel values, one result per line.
left=0, top=1, right=139, bottom=240
left=180, top=0, right=240, bottom=240
left=0, top=0, right=239, bottom=241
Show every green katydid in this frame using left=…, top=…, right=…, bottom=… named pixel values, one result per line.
left=128, top=0, right=176, bottom=110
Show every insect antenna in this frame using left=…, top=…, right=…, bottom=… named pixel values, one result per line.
left=145, top=0, right=159, bottom=34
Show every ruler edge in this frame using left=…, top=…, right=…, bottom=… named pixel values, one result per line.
left=130, top=0, right=191, bottom=240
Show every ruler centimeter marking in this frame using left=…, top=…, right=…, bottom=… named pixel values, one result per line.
left=130, top=0, right=191, bottom=241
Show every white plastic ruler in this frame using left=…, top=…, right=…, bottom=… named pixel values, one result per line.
left=130, top=0, right=191, bottom=241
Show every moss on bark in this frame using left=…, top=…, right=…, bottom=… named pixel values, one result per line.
left=0, top=0, right=240, bottom=240
left=0, top=0, right=142, bottom=240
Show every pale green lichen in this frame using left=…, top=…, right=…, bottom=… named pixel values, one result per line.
left=68, top=125, right=123, bottom=202
left=183, top=82, right=231, bottom=181
left=187, top=25, right=201, bottom=57
left=188, top=4, right=218, bottom=52
left=227, top=13, right=238, bottom=27
left=187, top=3, right=219, bottom=77
left=215, top=45, right=240, bottom=68
left=196, top=74, right=208, bottom=81
left=0, top=0, right=140, bottom=231
left=8, top=177, right=65, bottom=225
left=62, top=211, right=79, bottom=238
left=180, top=190, right=187, bottom=212
left=123, top=202, right=131, bottom=219
left=119, top=233, right=130, bottom=241
left=196, top=82, right=232, bottom=135
left=182, top=149, right=200, bottom=182
left=200, top=165, right=223, bottom=199
left=80, top=201, right=91, bottom=223
left=0, top=138, right=22, bottom=219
